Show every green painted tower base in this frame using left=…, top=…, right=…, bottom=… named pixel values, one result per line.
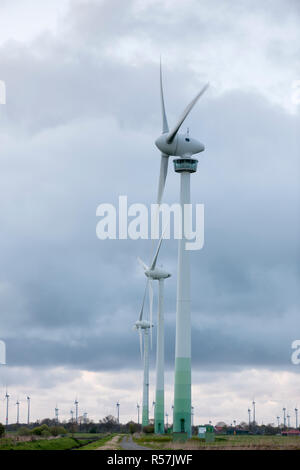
left=154, top=390, right=164, bottom=434
left=173, top=357, right=191, bottom=437
left=142, top=406, right=149, bottom=428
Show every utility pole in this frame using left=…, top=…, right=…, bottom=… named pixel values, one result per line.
left=252, top=401, right=256, bottom=426
left=27, top=396, right=30, bottom=425
left=137, top=404, right=140, bottom=425
left=70, top=409, right=74, bottom=423
left=295, top=408, right=298, bottom=429
left=287, top=413, right=290, bottom=428
left=165, top=413, right=169, bottom=430
left=248, top=408, right=251, bottom=427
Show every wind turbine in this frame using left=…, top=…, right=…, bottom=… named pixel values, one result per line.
left=5, top=390, right=9, bottom=426
left=155, top=62, right=209, bottom=436
left=252, top=400, right=256, bottom=425
left=16, top=399, right=20, bottom=425
left=277, top=416, right=280, bottom=428
left=138, top=231, right=171, bottom=434
left=27, top=396, right=30, bottom=425
left=55, top=405, right=59, bottom=424
left=74, top=399, right=79, bottom=424
left=116, top=402, right=120, bottom=423
left=133, top=284, right=152, bottom=428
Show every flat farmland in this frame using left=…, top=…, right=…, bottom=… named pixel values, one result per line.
left=133, top=434, right=300, bottom=450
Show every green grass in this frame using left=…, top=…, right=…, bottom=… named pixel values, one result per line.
left=134, top=435, right=172, bottom=443
left=133, top=434, right=173, bottom=450
left=78, top=434, right=116, bottom=450
left=0, top=436, right=87, bottom=451
left=132, top=434, right=300, bottom=450
left=67, top=433, right=104, bottom=438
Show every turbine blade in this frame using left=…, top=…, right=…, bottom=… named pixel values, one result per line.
left=148, top=279, right=153, bottom=349
left=166, top=83, right=209, bottom=144
left=160, top=59, right=169, bottom=134
left=139, top=279, right=148, bottom=321
left=157, top=154, right=169, bottom=205
left=150, top=224, right=168, bottom=271
left=137, top=257, right=148, bottom=271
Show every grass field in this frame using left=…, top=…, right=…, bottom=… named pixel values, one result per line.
left=0, top=433, right=117, bottom=451
left=0, top=436, right=88, bottom=451
left=133, top=434, right=300, bottom=450
left=67, top=433, right=105, bottom=438
left=78, top=434, right=116, bottom=450
left=2, top=432, right=299, bottom=451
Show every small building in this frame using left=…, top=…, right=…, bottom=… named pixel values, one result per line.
left=281, top=430, right=300, bottom=436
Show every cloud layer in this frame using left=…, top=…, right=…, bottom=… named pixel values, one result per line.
left=0, top=0, right=299, bottom=423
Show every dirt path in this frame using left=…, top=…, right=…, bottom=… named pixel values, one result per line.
left=119, top=435, right=150, bottom=451
left=96, top=435, right=121, bottom=450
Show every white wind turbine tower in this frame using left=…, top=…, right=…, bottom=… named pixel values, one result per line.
left=27, top=396, right=31, bottom=425
left=74, top=399, right=79, bottom=424
left=55, top=405, right=59, bottom=424
left=155, top=62, right=209, bottom=437
left=138, top=232, right=171, bottom=434
left=134, top=284, right=152, bottom=428
left=16, top=399, right=20, bottom=425
left=5, top=390, right=9, bottom=426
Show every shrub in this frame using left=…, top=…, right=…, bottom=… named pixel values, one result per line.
left=32, top=424, right=50, bottom=436
left=0, top=423, right=5, bottom=438
left=129, top=423, right=139, bottom=434
left=17, top=427, right=32, bottom=436
left=142, top=425, right=154, bottom=434
left=50, top=426, right=67, bottom=436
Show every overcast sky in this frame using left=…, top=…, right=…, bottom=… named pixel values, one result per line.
left=0, top=0, right=299, bottom=426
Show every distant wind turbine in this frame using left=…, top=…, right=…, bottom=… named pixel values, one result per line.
left=5, top=390, right=9, bottom=426
left=27, top=396, right=30, bottom=425
left=74, top=399, right=79, bottom=424
left=138, top=230, right=171, bottom=434
left=16, top=399, right=20, bottom=425
left=55, top=405, right=59, bottom=424
left=133, top=284, right=152, bottom=427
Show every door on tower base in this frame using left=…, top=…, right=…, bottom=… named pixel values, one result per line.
left=180, top=419, right=185, bottom=433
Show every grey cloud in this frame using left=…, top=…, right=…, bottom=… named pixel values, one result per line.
left=0, top=0, right=299, bottom=380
